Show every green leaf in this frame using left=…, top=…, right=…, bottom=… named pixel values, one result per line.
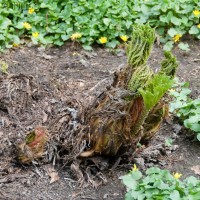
left=54, top=40, right=64, bottom=46
left=106, top=40, right=119, bottom=48
left=61, top=34, right=70, bottom=41
left=188, top=115, right=200, bottom=123
left=12, top=35, right=20, bottom=44
left=170, top=190, right=180, bottom=200
left=185, top=176, right=199, bottom=186
left=154, top=180, right=169, bottom=190
left=131, top=171, right=143, bottom=181
left=103, top=18, right=111, bottom=26
left=146, top=167, right=161, bottom=175
left=160, top=15, right=168, bottom=23
left=189, top=26, right=199, bottom=35
left=130, top=191, right=145, bottom=200
left=168, top=28, right=177, bottom=37
left=125, top=192, right=134, bottom=200
left=190, top=123, right=200, bottom=133
left=0, top=34, right=5, bottom=40
left=0, top=18, right=11, bottom=29
left=188, top=192, right=200, bottom=200
left=181, top=87, right=191, bottom=95
left=15, top=22, right=24, bottom=29
left=157, top=27, right=165, bottom=35
left=145, top=188, right=159, bottom=198
left=139, top=74, right=173, bottom=110
left=163, top=41, right=173, bottom=51
left=178, top=42, right=190, bottom=51
left=121, top=175, right=138, bottom=190
left=184, top=115, right=200, bottom=132
left=181, top=16, right=188, bottom=25
left=171, top=16, right=181, bottom=25
left=197, top=133, right=200, bottom=141
left=125, top=20, right=132, bottom=28
left=65, top=28, right=73, bottom=34
left=82, top=44, right=93, bottom=51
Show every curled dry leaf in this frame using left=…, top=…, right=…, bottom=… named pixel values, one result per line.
left=191, top=165, right=200, bottom=175
left=17, top=127, right=48, bottom=163
left=47, top=167, right=60, bottom=184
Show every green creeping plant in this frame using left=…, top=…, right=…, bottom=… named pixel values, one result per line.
left=121, top=166, right=200, bottom=200
left=0, top=0, right=200, bottom=50
left=169, top=78, right=200, bottom=141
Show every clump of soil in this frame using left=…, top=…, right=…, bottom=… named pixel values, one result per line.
left=0, top=41, right=200, bottom=199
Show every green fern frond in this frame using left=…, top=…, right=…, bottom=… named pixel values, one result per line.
left=159, top=51, right=178, bottom=78
left=138, top=74, right=173, bottom=111
left=128, top=65, right=153, bottom=92
left=126, top=24, right=155, bottom=68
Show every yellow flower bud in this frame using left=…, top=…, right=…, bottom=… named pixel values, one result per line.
left=32, top=32, right=39, bottom=38
left=28, top=8, right=35, bottom=14
left=173, top=172, right=182, bottom=179
left=23, top=22, right=32, bottom=29
left=99, top=37, right=107, bottom=44
left=172, top=34, right=182, bottom=43
left=132, top=164, right=138, bottom=171
left=70, top=33, right=82, bottom=40
left=193, top=10, right=200, bottom=17
left=120, top=35, right=128, bottom=42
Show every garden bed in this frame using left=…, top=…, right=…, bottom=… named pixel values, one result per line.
left=0, top=40, right=200, bottom=199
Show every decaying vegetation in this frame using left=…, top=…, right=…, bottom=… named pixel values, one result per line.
left=0, top=25, right=178, bottom=171
left=79, top=24, right=178, bottom=158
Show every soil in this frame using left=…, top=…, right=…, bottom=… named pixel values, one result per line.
left=0, top=40, right=200, bottom=200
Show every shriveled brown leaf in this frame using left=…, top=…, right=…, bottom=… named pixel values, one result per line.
left=47, top=167, right=60, bottom=184
left=17, top=127, right=48, bottom=163
left=42, top=111, right=48, bottom=123
left=191, top=165, right=200, bottom=175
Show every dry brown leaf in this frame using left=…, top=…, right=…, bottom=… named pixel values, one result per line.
left=191, top=165, right=200, bottom=175
left=47, top=167, right=60, bottom=184
left=42, top=111, right=48, bottom=123
left=17, top=127, right=48, bottom=163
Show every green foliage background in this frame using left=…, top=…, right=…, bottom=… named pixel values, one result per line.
left=121, top=167, right=200, bottom=200
left=0, top=0, right=200, bottom=50
left=170, top=79, right=200, bottom=141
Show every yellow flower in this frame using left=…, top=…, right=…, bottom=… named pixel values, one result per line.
left=13, top=43, right=19, bottom=47
left=99, top=37, right=107, bottom=44
left=70, top=33, right=82, bottom=40
left=132, top=164, right=138, bottom=171
left=23, top=22, right=32, bottom=29
left=197, top=24, right=200, bottom=29
left=120, top=35, right=128, bottom=42
left=32, top=32, right=39, bottom=38
left=172, top=34, right=182, bottom=43
left=28, top=8, right=35, bottom=14
left=193, top=10, right=200, bottom=17
left=173, top=172, right=182, bottom=179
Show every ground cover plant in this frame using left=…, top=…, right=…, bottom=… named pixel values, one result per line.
left=0, top=0, right=200, bottom=51
left=121, top=166, right=200, bottom=200
left=170, top=79, right=200, bottom=141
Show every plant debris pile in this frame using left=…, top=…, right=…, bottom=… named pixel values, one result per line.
left=0, top=25, right=179, bottom=185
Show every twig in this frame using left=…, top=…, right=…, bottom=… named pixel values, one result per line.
left=88, top=78, right=109, bottom=93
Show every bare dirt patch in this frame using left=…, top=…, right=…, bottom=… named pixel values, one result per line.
left=0, top=41, right=200, bottom=200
